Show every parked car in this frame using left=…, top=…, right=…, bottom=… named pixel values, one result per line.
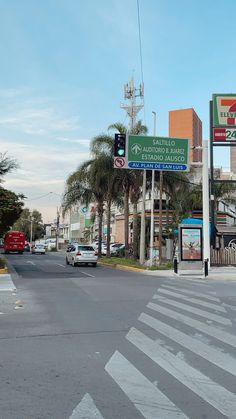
left=110, top=243, right=125, bottom=256
left=91, top=241, right=107, bottom=255
left=32, top=244, right=46, bottom=255
left=66, top=244, right=98, bottom=267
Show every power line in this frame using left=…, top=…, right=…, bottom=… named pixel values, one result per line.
left=25, top=192, right=61, bottom=201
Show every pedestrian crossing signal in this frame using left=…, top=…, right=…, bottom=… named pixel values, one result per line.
left=114, top=134, right=126, bottom=157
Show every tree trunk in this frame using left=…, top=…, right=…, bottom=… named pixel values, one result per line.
left=97, top=203, right=103, bottom=257
left=132, top=198, right=138, bottom=259
left=106, top=198, right=111, bottom=257
left=124, top=187, right=129, bottom=258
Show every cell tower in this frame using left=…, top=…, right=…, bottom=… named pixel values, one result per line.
left=121, top=77, right=144, bottom=130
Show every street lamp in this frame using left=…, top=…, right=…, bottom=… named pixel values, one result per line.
left=149, top=112, right=156, bottom=266
left=191, top=141, right=210, bottom=271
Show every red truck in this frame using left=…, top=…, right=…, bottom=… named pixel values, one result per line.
left=3, top=231, right=25, bottom=254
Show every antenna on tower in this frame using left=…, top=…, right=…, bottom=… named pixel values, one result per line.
left=121, top=77, right=144, bottom=131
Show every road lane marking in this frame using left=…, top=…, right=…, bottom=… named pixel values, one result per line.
left=147, top=302, right=236, bottom=348
left=139, top=312, right=236, bottom=377
left=153, top=295, right=231, bottom=325
left=80, top=271, right=95, bottom=278
left=155, top=288, right=226, bottom=312
left=161, top=285, right=219, bottom=302
left=26, top=261, right=36, bottom=265
left=127, top=327, right=236, bottom=418
left=69, top=393, right=104, bottom=418
left=105, top=350, right=188, bottom=419
left=55, top=263, right=66, bottom=268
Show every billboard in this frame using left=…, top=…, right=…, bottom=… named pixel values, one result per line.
left=213, top=94, right=236, bottom=128
left=180, top=227, right=202, bottom=262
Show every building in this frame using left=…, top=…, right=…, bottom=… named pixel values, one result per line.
left=169, top=108, right=202, bottom=163
left=230, top=148, right=236, bottom=174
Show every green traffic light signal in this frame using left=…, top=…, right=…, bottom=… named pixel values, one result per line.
left=114, top=133, right=126, bottom=157
left=118, top=149, right=125, bottom=156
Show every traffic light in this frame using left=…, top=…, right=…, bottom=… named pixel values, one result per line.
left=114, top=133, right=126, bottom=157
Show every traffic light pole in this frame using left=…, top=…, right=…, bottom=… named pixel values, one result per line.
left=139, top=170, right=146, bottom=265
left=149, top=111, right=156, bottom=266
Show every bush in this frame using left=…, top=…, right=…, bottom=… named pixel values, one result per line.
left=147, top=261, right=173, bottom=270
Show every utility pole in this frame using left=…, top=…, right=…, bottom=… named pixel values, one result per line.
left=158, top=171, right=163, bottom=265
left=149, top=112, right=156, bottom=266
left=121, top=78, right=144, bottom=261
left=56, top=207, right=60, bottom=251
left=30, top=213, right=33, bottom=244
left=202, top=140, right=210, bottom=269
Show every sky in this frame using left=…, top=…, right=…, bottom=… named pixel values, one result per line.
left=0, top=0, right=235, bottom=223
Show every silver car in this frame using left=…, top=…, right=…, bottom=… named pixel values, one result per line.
left=66, top=244, right=98, bottom=267
left=32, top=244, right=46, bottom=255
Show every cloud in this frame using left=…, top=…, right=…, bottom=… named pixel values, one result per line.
left=0, top=88, right=80, bottom=136
left=57, top=137, right=90, bottom=145
left=0, top=88, right=25, bottom=98
left=0, top=89, right=90, bottom=222
left=0, top=138, right=90, bottom=197
left=0, top=108, right=80, bottom=135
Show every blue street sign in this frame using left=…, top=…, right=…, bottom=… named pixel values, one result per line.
left=128, top=161, right=188, bottom=171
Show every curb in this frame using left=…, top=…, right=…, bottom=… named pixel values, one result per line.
left=98, top=261, right=145, bottom=273
left=98, top=262, right=173, bottom=274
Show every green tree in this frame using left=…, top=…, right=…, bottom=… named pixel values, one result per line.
left=0, top=152, right=18, bottom=182
left=63, top=157, right=109, bottom=256
left=213, top=182, right=236, bottom=212
left=0, top=188, right=24, bottom=236
left=168, top=181, right=202, bottom=228
left=92, top=120, right=148, bottom=258
left=90, top=136, right=123, bottom=256
left=13, top=208, right=45, bottom=241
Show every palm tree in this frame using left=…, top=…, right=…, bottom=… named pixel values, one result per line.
left=63, top=158, right=108, bottom=256
left=108, top=121, right=148, bottom=257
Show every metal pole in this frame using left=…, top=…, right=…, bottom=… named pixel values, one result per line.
left=30, top=214, right=33, bottom=244
left=149, top=111, right=156, bottom=266
left=56, top=207, right=60, bottom=251
left=139, top=170, right=146, bottom=264
left=203, top=140, right=210, bottom=269
left=209, top=100, right=215, bottom=247
left=158, top=170, right=163, bottom=265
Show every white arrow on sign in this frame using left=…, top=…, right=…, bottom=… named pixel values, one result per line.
left=131, top=143, right=142, bottom=155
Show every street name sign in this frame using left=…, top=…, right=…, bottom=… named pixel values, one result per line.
left=127, top=135, right=189, bottom=172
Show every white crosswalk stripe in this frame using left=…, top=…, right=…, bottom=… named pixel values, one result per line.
left=101, top=283, right=236, bottom=418
left=147, top=301, right=236, bottom=348
left=155, top=288, right=226, bottom=312
left=105, top=350, right=188, bottom=419
left=161, top=285, right=219, bottom=302
left=126, top=327, right=236, bottom=418
left=69, top=393, right=104, bottom=418
left=153, top=294, right=231, bottom=325
left=139, top=312, right=236, bottom=377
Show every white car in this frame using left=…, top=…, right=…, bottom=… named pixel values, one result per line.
left=32, top=244, right=46, bottom=255
left=110, top=243, right=125, bottom=256
left=66, top=244, right=98, bottom=267
left=91, top=241, right=107, bottom=255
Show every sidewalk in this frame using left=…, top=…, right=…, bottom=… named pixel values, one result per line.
left=144, top=266, right=236, bottom=280
left=0, top=273, right=16, bottom=291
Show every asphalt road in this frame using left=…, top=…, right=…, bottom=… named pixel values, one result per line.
left=1, top=251, right=236, bottom=419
